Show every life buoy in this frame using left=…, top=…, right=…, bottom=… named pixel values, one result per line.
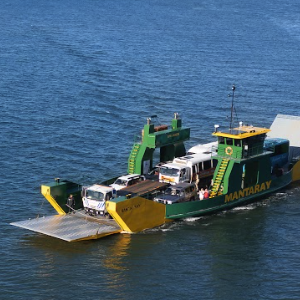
left=225, top=146, right=233, bottom=155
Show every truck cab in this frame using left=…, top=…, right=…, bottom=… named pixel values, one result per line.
left=82, top=184, right=116, bottom=217
left=159, top=162, right=189, bottom=184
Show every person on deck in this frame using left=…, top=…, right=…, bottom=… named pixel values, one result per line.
left=67, top=194, right=75, bottom=213
left=199, top=188, right=204, bottom=200
left=204, top=188, right=209, bottom=199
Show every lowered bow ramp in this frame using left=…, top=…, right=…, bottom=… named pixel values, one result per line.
left=11, top=212, right=121, bottom=242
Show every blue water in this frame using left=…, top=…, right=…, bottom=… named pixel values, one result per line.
left=2, top=0, right=300, bottom=299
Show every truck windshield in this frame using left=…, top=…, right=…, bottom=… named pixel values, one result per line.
left=86, top=190, right=105, bottom=201
left=113, top=179, right=127, bottom=186
left=165, top=188, right=181, bottom=196
left=160, top=166, right=180, bottom=176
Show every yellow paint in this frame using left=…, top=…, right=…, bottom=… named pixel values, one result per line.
left=292, top=160, right=300, bottom=182
left=106, top=196, right=169, bottom=232
left=225, top=180, right=272, bottom=203
left=73, top=229, right=121, bottom=242
left=167, top=132, right=180, bottom=138
left=103, top=235, right=132, bottom=270
left=213, top=126, right=270, bottom=140
left=225, top=146, right=233, bottom=155
left=41, top=185, right=66, bottom=215
left=160, top=176, right=175, bottom=182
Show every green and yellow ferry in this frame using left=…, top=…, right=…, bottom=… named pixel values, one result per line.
left=11, top=112, right=300, bottom=241
left=106, top=120, right=300, bottom=233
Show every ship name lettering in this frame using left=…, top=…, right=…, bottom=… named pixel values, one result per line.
left=225, top=180, right=271, bottom=203
left=121, top=203, right=141, bottom=213
left=167, top=133, right=180, bottom=138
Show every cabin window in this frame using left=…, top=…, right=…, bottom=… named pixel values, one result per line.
left=274, top=143, right=289, bottom=155
left=106, top=192, right=112, bottom=200
left=180, top=168, right=188, bottom=181
left=204, top=160, right=211, bottom=170
left=198, top=162, right=203, bottom=171
left=192, top=165, right=197, bottom=175
left=213, top=159, right=218, bottom=168
left=226, top=138, right=233, bottom=146
left=186, top=168, right=191, bottom=181
left=234, top=139, right=241, bottom=147
left=218, top=137, right=225, bottom=144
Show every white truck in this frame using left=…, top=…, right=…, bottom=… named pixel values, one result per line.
left=159, top=149, right=217, bottom=187
left=82, top=174, right=146, bottom=217
left=82, top=184, right=116, bottom=217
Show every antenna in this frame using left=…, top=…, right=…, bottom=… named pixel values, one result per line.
left=229, top=85, right=235, bottom=132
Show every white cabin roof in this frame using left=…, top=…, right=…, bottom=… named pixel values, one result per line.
left=187, top=141, right=218, bottom=155
left=160, top=162, right=183, bottom=170
left=115, top=174, right=141, bottom=181
left=173, top=152, right=213, bottom=165
left=268, top=114, right=300, bottom=147
left=87, top=184, right=113, bottom=193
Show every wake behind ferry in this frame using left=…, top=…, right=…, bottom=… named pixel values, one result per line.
left=11, top=95, right=300, bottom=241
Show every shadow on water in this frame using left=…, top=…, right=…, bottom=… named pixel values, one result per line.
left=20, top=231, right=131, bottom=255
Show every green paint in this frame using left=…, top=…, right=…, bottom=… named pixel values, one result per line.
left=42, top=180, right=82, bottom=213
left=128, top=114, right=190, bottom=174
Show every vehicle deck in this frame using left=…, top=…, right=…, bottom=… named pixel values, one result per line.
left=10, top=210, right=121, bottom=242
left=118, top=179, right=169, bottom=197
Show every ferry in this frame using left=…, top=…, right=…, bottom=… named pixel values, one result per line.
left=11, top=99, right=300, bottom=242
left=105, top=117, right=300, bottom=233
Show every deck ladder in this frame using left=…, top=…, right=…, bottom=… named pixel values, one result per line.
left=128, top=143, right=141, bottom=174
left=209, top=158, right=229, bottom=198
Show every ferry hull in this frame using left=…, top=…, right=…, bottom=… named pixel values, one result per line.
left=167, top=172, right=292, bottom=219
left=107, top=172, right=293, bottom=232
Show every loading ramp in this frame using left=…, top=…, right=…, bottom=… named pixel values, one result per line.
left=11, top=210, right=121, bottom=242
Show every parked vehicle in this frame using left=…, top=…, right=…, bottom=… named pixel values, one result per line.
left=154, top=182, right=197, bottom=205
left=110, top=174, right=146, bottom=191
left=159, top=151, right=217, bottom=186
left=82, top=184, right=116, bottom=217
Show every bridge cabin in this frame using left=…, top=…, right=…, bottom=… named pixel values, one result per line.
left=209, top=124, right=276, bottom=197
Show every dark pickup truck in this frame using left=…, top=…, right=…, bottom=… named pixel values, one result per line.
left=153, top=182, right=197, bottom=205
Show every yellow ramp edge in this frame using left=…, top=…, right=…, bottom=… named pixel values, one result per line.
left=107, top=196, right=170, bottom=233
left=41, top=185, right=66, bottom=215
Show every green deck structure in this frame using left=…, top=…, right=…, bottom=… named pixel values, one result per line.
left=128, top=113, right=190, bottom=175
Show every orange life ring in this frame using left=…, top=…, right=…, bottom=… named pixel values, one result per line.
left=225, top=146, right=233, bottom=155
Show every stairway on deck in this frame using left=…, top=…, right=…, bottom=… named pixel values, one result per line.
left=210, top=159, right=229, bottom=198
